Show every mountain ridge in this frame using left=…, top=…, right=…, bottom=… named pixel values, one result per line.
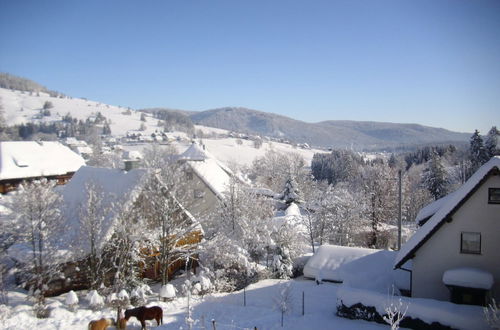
left=187, top=106, right=470, bottom=150
left=0, top=73, right=470, bottom=150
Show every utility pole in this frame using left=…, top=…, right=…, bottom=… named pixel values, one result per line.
left=398, top=169, right=402, bottom=250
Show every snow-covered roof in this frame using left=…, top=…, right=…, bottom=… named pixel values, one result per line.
left=304, top=244, right=410, bottom=292
left=178, top=143, right=208, bottom=161
left=74, top=146, right=93, bottom=155
left=442, top=267, right=494, bottom=290
left=395, top=156, right=500, bottom=269
left=188, top=158, right=232, bottom=199
left=0, top=141, right=85, bottom=181
left=56, top=166, right=149, bottom=259
left=123, top=150, right=142, bottom=160
left=179, top=142, right=237, bottom=198
left=415, top=191, right=457, bottom=226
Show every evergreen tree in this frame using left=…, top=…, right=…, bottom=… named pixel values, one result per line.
left=469, top=129, right=489, bottom=170
left=42, top=101, right=53, bottom=110
left=423, top=153, right=449, bottom=200
left=485, top=126, right=499, bottom=158
left=388, top=153, right=398, bottom=169
left=280, top=177, right=303, bottom=205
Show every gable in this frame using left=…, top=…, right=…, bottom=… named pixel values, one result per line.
left=395, top=156, right=500, bottom=269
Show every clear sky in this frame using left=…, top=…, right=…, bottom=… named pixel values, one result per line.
left=1, top=0, right=499, bottom=133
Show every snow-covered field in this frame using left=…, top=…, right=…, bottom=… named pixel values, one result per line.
left=0, top=87, right=327, bottom=168
left=0, top=278, right=386, bottom=330
left=0, top=88, right=161, bottom=136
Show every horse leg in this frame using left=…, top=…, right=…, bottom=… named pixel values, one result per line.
left=141, top=319, right=146, bottom=330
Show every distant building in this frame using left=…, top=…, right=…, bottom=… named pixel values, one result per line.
left=0, top=141, right=85, bottom=193
left=63, top=137, right=93, bottom=159
left=395, top=156, right=500, bottom=306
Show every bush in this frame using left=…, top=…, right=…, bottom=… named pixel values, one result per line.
left=43, top=101, right=53, bottom=110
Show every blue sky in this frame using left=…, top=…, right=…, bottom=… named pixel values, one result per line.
left=1, top=0, right=499, bottom=133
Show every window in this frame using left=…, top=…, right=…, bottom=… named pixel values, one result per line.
left=488, top=188, right=500, bottom=204
left=461, top=232, right=481, bottom=254
left=186, top=171, right=193, bottom=180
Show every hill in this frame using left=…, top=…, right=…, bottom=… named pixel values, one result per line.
left=190, top=107, right=470, bottom=150
left=0, top=73, right=470, bottom=150
left=0, top=73, right=63, bottom=97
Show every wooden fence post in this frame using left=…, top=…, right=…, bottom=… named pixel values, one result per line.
left=302, top=291, right=305, bottom=316
left=212, top=319, right=216, bottom=330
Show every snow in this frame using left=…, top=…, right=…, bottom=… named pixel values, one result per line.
left=188, top=158, right=232, bottom=198
left=178, top=142, right=208, bottom=161
left=396, top=156, right=500, bottom=268
left=122, top=150, right=142, bottom=160
left=0, top=141, right=85, bottom=180
left=160, top=284, right=176, bottom=299
left=65, top=290, right=79, bottom=306
left=414, top=191, right=456, bottom=226
left=442, top=267, right=494, bottom=290
left=303, top=245, right=410, bottom=293
left=284, top=202, right=301, bottom=217
left=0, top=87, right=162, bottom=136
left=50, top=166, right=148, bottom=261
left=0, top=279, right=389, bottom=330
left=177, top=142, right=236, bottom=198
left=117, top=289, right=129, bottom=300
left=200, top=137, right=327, bottom=168
left=337, top=285, right=489, bottom=329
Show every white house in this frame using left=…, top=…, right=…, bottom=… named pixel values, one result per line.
left=395, top=156, right=500, bottom=305
left=177, top=142, right=238, bottom=218
left=0, top=141, right=85, bottom=193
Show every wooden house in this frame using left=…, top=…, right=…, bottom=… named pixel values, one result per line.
left=7, top=165, right=202, bottom=295
left=0, top=141, right=85, bottom=193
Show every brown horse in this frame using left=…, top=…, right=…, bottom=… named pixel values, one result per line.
left=88, top=318, right=115, bottom=330
left=124, top=306, right=163, bottom=329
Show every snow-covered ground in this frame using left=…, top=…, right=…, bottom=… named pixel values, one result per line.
left=0, top=278, right=386, bottom=330
left=0, top=87, right=328, bottom=169
left=0, top=88, right=161, bottom=136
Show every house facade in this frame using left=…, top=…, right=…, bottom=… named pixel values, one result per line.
left=395, top=156, right=500, bottom=305
left=177, top=142, right=237, bottom=218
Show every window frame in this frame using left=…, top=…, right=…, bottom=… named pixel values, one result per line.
left=460, top=232, right=481, bottom=255
left=488, top=188, right=500, bottom=204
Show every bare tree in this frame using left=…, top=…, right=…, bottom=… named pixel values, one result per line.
left=77, top=181, right=115, bottom=290
left=274, top=282, right=294, bottom=327
left=139, top=171, right=200, bottom=286
left=362, top=164, right=398, bottom=248
left=251, top=150, right=306, bottom=192
left=383, top=287, right=409, bottom=330
left=484, top=299, right=499, bottom=329
left=13, top=179, right=64, bottom=314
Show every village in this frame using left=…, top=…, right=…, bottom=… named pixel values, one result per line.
left=0, top=106, right=499, bottom=329
left=1, top=1, right=500, bottom=328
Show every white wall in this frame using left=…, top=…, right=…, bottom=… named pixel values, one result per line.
left=412, top=174, right=500, bottom=301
